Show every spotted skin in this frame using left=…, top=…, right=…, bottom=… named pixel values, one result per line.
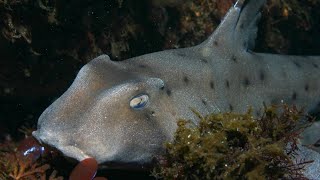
left=33, top=0, right=320, bottom=177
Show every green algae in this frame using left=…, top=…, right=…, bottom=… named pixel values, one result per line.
left=153, top=105, right=313, bottom=179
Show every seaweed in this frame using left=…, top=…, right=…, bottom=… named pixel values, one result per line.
left=0, top=151, right=50, bottom=180
left=152, top=105, right=314, bottom=179
left=0, top=126, right=63, bottom=180
left=0, top=142, right=63, bottom=180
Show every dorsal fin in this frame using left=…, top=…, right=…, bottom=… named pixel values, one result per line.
left=201, top=0, right=266, bottom=52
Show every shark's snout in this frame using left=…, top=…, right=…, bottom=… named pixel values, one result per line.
left=32, top=128, right=91, bottom=162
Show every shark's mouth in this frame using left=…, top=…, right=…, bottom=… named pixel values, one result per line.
left=32, top=130, right=91, bottom=162
left=32, top=129, right=156, bottom=170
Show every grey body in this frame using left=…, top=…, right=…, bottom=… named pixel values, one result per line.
left=33, top=0, right=320, bottom=177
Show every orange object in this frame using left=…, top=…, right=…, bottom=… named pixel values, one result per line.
left=69, top=158, right=107, bottom=180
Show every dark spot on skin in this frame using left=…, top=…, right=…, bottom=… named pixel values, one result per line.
left=166, top=89, right=172, bottom=96
left=243, top=77, right=250, bottom=86
left=263, top=101, right=267, bottom=107
left=314, top=139, right=320, bottom=147
left=144, top=113, right=151, bottom=120
left=226, top=80, right=230, bottom=89
left=243, top=42, right=247, bottom=47
left=313, top=63, right=319, bottom=69
left=305, top=84, right=309, bottom=92
left=292, top=92, right=297, bottom=100
left=281, top=71, right=288, bottom=78
left=293, top=61, right=301, bottom=68
left=213, top=41, right=218, bottom=46
left=139, top=64, right=147, bottom=68
left=210, top=81, right=214, bottom=89
left=183, top=76, right=189, bottom=84
left=256, top=111, right=261, bottom=117
left=200, top=58, right=208, bottom=63
left=177, top=52, right=186, bottom=57
left=247, top=49, right=253, bottom=54
left=229, top=104, right=233, bottom=111
left=259, top=71, right=265, bottom=81
left=202, top=99, right=207, bottom=106
left=271, top=99, right=281, bottom=105
left=239, top=23, right=244, bottom=29
left=231, top=55, right=237, bottom=62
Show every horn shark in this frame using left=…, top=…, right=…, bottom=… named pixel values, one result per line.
left=33, top=0, right=320, bottom=177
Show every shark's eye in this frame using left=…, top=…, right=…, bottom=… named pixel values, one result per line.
left=130, top=94, right=149, bottom=110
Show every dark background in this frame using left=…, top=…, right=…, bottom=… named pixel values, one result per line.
left=1, top=0, right=320, bottom=179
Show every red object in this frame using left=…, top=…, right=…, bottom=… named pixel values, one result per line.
left=69, top=158, right=107, bottom=180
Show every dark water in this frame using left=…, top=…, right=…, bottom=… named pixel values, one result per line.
left=1, top=0, right=320, bottom=179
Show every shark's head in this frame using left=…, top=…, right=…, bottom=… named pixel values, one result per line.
left=33, top=55, right=178, bottom=166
